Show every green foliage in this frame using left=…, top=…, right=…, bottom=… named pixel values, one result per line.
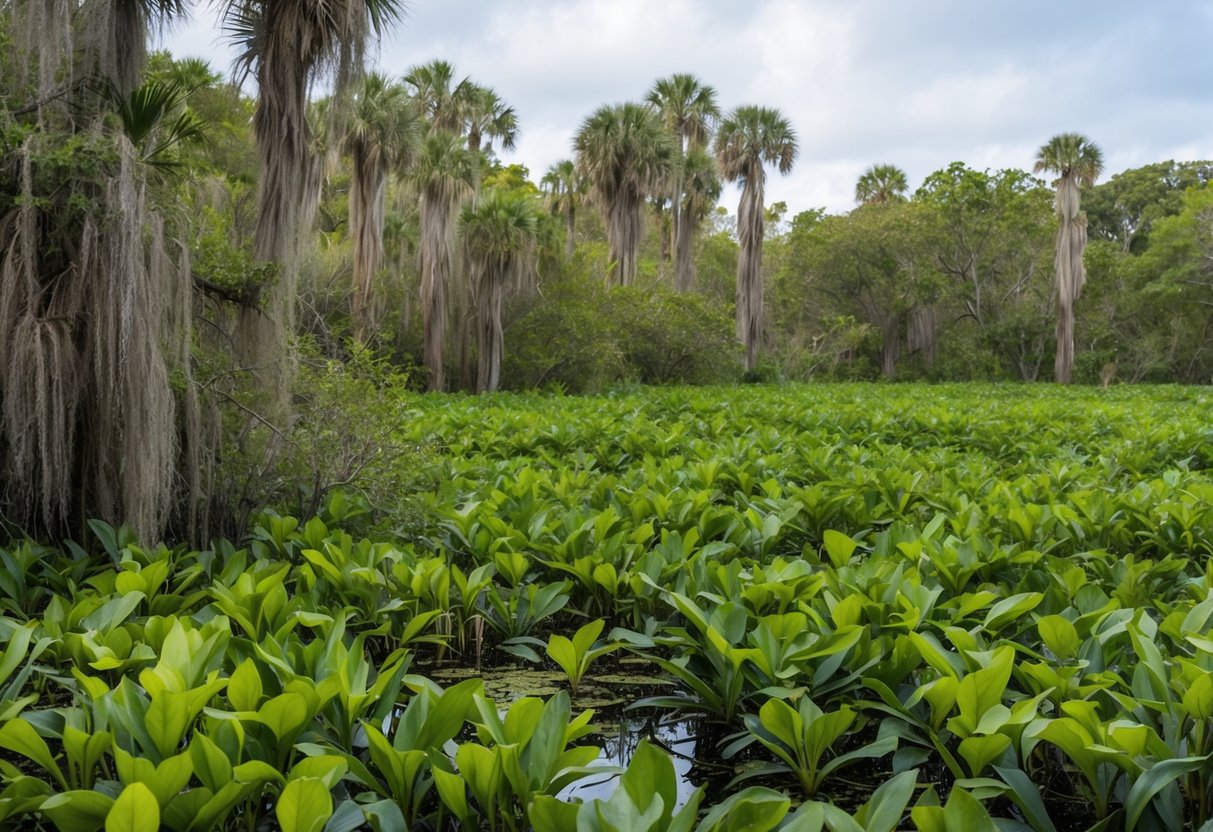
left=191, top=203, right=279, bottom=301
left=202, top=343, right=427, bottom=539
left=1082, top=184, right=1213, bottom=383
left=544, top=619, right=619, bottom=695
left=504, top=273, right=739, bottom=391
left=730, top=696, right=896, bottom=796
left=1085, top=160, right=1213, bottom=253
left=3, top=383, right=1213, bottom=829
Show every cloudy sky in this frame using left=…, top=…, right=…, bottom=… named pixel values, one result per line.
left=163, top=0, right=1213, bottom=215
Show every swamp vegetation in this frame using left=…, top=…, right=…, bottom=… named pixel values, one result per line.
left=1, top=385, right=1213, bottom=830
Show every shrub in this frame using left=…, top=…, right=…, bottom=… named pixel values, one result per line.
left=504, top=275, right=739, bottom=392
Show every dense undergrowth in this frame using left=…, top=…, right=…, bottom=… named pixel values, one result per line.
left=2, top=383, right=1213, bottom=831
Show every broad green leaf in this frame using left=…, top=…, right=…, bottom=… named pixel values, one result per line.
left=361, top=799, right=407, bottom=832
left=227, top=659, right=263, bottom=712
left=276, top=778, right=333, bottom=832
left=855, top=769, right=918, bottom=832
left=983, top=592, right=1042, bottom=632
left=783, top=802, right=864, bottom=832
left=0, top=623, right=35, bottom=687
left=0, top=718, right=65, bottom=788
left=1183, top=673, right=1213, bottom=721
left=233, top=759, right=283, bottom=784
left=188, top=734, right=231, bottom=793
left=81, top=593, right=145, bottom=632
left=529, top=795, right=580, bottom=832
left=145, top=691, right=190, bottom=760
left=288, top=755, right=347, bottom=789
left=1125, top=754, right=1211, bottom=832
left=40, top=790, right=115, bottom=832
left=958, top=735, right=1010, bottom=777
left=106, top=783, right=159, bottom=832
left=254, top=692, right=310, bottom=741
left=1037, top=615, right=1080, bottom=659
left=696, top=786, right=790, bottom=832
left=325, top=799, right=366, bottom=832
left=413, top=677, right=481, bottom=750
left=822, top=530, right=857, bottom=568
left=620, top=740, right=677, bottom=827
left=992, top=766, right=1059, bottom=832
left=911, top=787, right=998, bottom=832
left=547, top=635, right=578, bottom=679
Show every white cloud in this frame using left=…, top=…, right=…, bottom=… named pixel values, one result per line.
left=161, top=0, right=1213, bottom=215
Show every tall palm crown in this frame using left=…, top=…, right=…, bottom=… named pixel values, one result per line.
left=1035, top=132, right=1103, bottom=383
left=541, top=159, right=585, bottom=260
left=574, top=102, right=674, bottom=285
left=646, top=73, right=721, bottom=153
left=647, top=73, right=721, bottom=291
left=460, top=190, right=540, bottom=392
left=344, top=73, right=418, bottom=169
left=344, top=72, right=420, bottom=343
left=856, top=164, right=909, bottom=205
left=714, top=105, right=797, bottom=370
left=404, top=59, right=468, bottom=133
left=462, top=84, right=519, bottom=157
left=715, top=105, right=797, bottom=185
left=1034, top=133, right=1105, bottom=189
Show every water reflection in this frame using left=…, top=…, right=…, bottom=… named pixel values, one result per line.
left=558, top=712, right=703, bottom=807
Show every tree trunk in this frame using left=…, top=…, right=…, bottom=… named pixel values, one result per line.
left=907, top=305, right=937, bottom=367
left=670, top=165, right=682, bottom=273
left=456, top=135, right=483, bottom=389
left=657, top=202, right=669, bottom=268
left=1053, top=177, right=1087, bottom=384
left=476, top=271, right=504, bottom=393
left=420, top=188, right=453, bottom=391
left=468, top=132, right=483, bottom=195
left=350, top=150, right=386, bottom=344
left=674, top=205, right=695, bottom=293
left=607, top=194, right=643, bottom=286
left=737, top=173, right=765, bottom=371
left=1054, top=295, right=1075, bottom=383
left=881, top=314, right=901, bottom=377
left=565, top=205, right=575, bottom=261
left=248, top=34, right=322, bottom=407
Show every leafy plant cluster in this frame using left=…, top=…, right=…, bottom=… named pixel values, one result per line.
left=502, top=274, right=740, bottom=392
left=2, top=383, right=1213, bottom=829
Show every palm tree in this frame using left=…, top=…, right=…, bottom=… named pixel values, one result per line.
left=405, top=64, right=513, bottom=387
left=647, top=74, right=720, bottom=292
left=1035, top=132, right=1104, bottom=384
left=463, top=84, right=519, bottom=161
left=344, top=72, right=420, bottom=343
left=221, top=0, right=406, bottom=393
left=413, top=131, right=476, bottom=391
left=856, top=164, right=909, bottom=205
left=404, top=59, right=467, bottom=133
left=675, top=148, right=722, bottom=292
left=574, top=102, right=674, bottom=286
left=541, top=159, right=584, bottom=260
left=715, top=105, right=797, bottom=371
left=460, top=190, right=540, bottom=393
